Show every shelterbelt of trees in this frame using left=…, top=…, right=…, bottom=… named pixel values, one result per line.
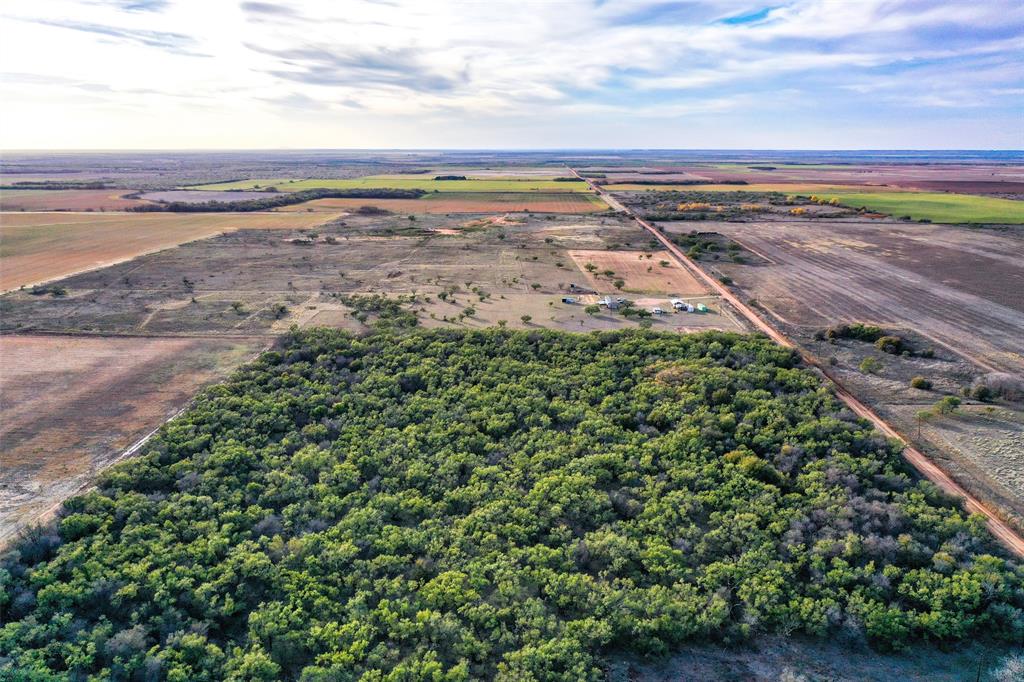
left=128, top=187, right=426, bottom=213
left=2, top=328, right=1022, bottom=680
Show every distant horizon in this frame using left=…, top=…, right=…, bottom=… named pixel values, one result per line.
left=4, top=148, right=1022, bottom=155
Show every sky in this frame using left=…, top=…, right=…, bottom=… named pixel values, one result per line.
left=1, top=0, right=1022, bottom=150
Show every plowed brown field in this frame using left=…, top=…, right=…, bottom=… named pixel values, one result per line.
left=0, top=334, right=263, bottom=543
left=0, top=211, right=343, bottom=291
left=0, top=189, right=150, bottom=211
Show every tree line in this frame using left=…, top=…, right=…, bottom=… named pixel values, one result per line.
left=1, top=328, right=1020, bottom=680
left=129, top=188, right=427, bottom=213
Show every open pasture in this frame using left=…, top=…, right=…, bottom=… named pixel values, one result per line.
left=567, top=249, right=708, bottom=295
left=673, top=219, right=1024, bottom=373
left=605, top=182, right=885, bottom=193
left=819, top=191, right=1024, bottom=224
left=276, top=192, right=606, bottom=214
left=0, top=213, right=741, bottom=337
left=0, top=189, right=150, bottom=211
left=610, top=162, right=1024, bottom=194
left=0, top=211, right=343, bottom=291
left=0, top=334, right=262, bottom=543
left=190, top=176, right=591, bottom=192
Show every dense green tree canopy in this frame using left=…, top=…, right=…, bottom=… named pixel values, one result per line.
left=2, top=329, right=1021, bottom=680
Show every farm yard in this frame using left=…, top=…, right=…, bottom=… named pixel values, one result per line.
left=0, top=334, right=261, bottom=543
left=0, top=210, right=344, bottom=291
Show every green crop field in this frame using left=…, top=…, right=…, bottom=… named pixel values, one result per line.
left=819, top=191, right=1024, bottom=224
left=190, top=176, right=591, bottom=193
left=603, top=183, right=871, bottom=193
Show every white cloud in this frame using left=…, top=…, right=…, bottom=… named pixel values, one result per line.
left=1, top=0, right=1021, bottom=148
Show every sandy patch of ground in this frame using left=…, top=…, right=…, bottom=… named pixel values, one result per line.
left=0, top=334, right=263, bottom=543
left=567, top=249, right=708, bottom=295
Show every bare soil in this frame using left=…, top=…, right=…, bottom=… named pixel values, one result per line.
left=0, top=211, right=345, bottom=291
left=567, top=249, right=707, bottom=295
left=0, top=189, right=150, bottom=211
left=669, top=219, right=1024, bottom=374
left=0, top=334, right=262, bottom=543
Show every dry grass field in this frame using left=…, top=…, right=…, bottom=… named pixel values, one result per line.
left=0, top=213, right=742, bottom=339
left=191, top=176, right=591, bottom=192
left=0, top=334, right=262, bottom=543
left=275, top=192, right=606, bottom=214
left=568, top=249, right=708, bottom=295
left=0, top=211, right=344, bottom=291
left=0, top=189, right=151, bottom=211
left=670, top=219, right=1024, bottom=374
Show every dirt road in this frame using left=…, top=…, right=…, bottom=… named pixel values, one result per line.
left=570, top=166, right=1024, bottom=558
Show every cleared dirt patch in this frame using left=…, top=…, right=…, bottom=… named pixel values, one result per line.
left=0, top=189, right=150, bottom=211
left=0, top=334, right=263, bottom=543
left=567, top=249, right=708, bottom=295
left=0, top=211, right=343, bottom=291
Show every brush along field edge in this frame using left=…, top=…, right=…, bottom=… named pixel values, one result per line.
left=571, top=166, right=1024, bottom=558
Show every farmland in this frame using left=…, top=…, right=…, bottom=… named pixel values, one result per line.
left=0, top=334, right=261, bottom=543
left=0, top=189, right=150, bottom=211
left=602, top=182, right=881, bottom=193
left=3, top=327, right=1021, bottom=679
left=275, top=191, right=608, bottom=214
left=190, top=176, right=591, bottom=192
left=815, top=191, right=1024, bottom=223
left=2, top=149, right=1023, bottom=681
left=0, top=211, right=344, bottom=291
left=675, top=218, right=1024, bottom=369
left=605, top=184, right=1024, bottom=224
left=0, top=213, right=740, bottom=337
left=659, top=216, right=1024, bottom=532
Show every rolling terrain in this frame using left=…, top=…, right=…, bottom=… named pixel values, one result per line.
left=1, top=150, right=1023, bottom=680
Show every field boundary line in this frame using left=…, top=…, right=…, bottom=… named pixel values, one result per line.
left=0, top=407, right=187, bottom=551
left=0, top=340, right=271, bottom=551
left=569, top=166, right=1024, bottom=558
left=0, top=232, right=232, bottom=295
